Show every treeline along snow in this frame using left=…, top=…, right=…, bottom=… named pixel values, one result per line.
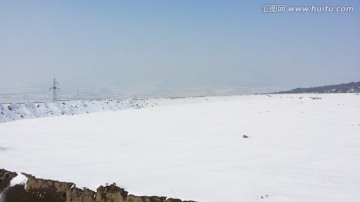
left=0, top=99, right=150, bottom=123
left=0, top=97, right=216, bottom=123
left=273, top=81, right=360, bottom=94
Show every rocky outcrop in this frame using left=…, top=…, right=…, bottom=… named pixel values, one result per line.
left=0, top=169, right=17, bottom=191
left=0, top=169, right=196, bottom=202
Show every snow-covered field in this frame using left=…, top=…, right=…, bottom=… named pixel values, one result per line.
left=1, top=94, right=360, bottom=201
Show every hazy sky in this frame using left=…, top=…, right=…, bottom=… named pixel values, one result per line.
left=1, top=0, right=359, bottom=97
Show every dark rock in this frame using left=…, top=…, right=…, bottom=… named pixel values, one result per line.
left=0, top=169, right=17, bottom=191
left=166, top=198, right=183, bottom=202
left=0, top=169, right=196, bottom=202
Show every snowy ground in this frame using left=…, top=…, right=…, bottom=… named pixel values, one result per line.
left=1, top=94, right=360, bottom=201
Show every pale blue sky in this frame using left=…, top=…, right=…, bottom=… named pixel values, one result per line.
left=0, top=0, right=359, bottom=97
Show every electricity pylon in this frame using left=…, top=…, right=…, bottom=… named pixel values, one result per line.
left=49, top=78, right=60, bottom=102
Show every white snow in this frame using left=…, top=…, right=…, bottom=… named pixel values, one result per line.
left=1, top=94, right=360, bottom=201
left=9, top=173, right=28, bottom=188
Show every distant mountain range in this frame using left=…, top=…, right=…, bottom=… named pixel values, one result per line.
left=273, top=81, right=360, bottom=94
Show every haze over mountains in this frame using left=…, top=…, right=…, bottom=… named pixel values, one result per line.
left=1, top=80, right=359, bottom=104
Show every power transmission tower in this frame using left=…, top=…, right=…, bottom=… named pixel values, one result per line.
left=49, top=78, right=60, bottom=102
